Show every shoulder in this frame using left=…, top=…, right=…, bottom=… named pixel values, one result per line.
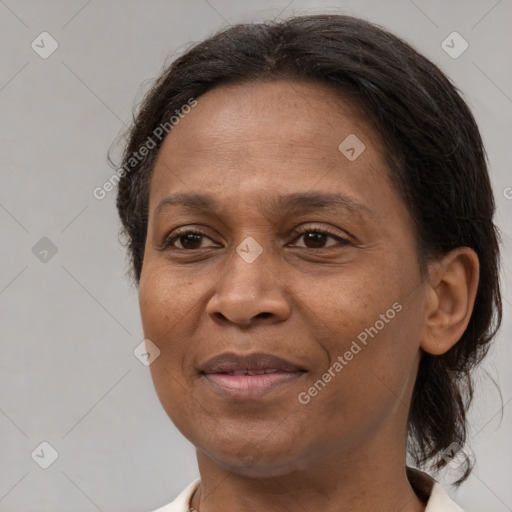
left=148, top=478, right=201, bottom=512
left=407, top=466, right=465, bottom=512
left=425, top=482, right=465, bottom=512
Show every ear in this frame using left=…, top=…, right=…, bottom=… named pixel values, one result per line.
left=420, top=247, right=480, bottom=355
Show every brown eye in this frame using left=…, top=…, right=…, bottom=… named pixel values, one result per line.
left=175, top=233, right=204, bottom=249
left=163, top=230, right=217, bottom=250
left=303, top=232, right=330, bottom=248
left=291, top=228, right=350, bottom=249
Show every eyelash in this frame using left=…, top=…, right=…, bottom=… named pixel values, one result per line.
left=161, top=225, right=351, bottom=251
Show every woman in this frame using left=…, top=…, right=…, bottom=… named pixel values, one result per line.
left=114, top=14, right=502, bottom=512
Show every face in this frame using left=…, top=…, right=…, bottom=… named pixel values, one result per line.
left=139, top=79, right=427, bottom=477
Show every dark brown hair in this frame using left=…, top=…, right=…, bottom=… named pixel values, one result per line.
left=113, top=14, right=502, bottom=485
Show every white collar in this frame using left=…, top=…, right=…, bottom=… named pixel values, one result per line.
left=425, top=481, right=465, bottom=511
left=151, top=474, right=465, bottom=512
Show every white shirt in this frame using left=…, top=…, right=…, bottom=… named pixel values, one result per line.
left=150, top=471, right=464, bottom=512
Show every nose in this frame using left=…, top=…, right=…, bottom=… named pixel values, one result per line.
left=206, top=243, right=291, bottom=328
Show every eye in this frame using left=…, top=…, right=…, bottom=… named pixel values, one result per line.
left=290, top=226, right=351, bottom=249
left=162, top=229, right=217, bottom=250
left=160, top=225, right=351, bottom=251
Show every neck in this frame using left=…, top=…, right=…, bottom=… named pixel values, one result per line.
left=190, top=440, right=428, bottom=512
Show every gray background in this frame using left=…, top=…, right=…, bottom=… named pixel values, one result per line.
left=0, top=1, right=511, bottom=511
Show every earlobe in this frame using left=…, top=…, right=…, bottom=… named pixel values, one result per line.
left=420, top=247, right=480, bottom=356
left=423, top=328, right=444, bottom=355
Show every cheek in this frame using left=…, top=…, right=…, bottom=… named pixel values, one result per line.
left=301, top=311, right=420, bottom=449
left=139, top=259, right=204, bottom=337
left=139, top=264, right=200, bottom=433
left=302, top=262, right=399, bottom=350
left=304, top=259, right=421, bottom=404
left=138, top=264, right=199, bottom=396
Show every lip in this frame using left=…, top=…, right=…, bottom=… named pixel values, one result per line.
left=199, top=352, right=307, bottom=399
left=200, top=352, right=306, bottom=374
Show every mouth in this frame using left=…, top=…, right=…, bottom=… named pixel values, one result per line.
left=199, top=352, right=307, bottom=399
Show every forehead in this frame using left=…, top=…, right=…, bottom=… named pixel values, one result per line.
left=150, top=79, right=387, bottom=195
left=162, top=80, right=376, bottom=160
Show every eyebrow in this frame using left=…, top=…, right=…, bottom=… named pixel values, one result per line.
left=154, top=191, right=374, bottom=219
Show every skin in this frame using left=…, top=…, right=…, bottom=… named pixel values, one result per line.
left=138, top=79, right=479, bottom=512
